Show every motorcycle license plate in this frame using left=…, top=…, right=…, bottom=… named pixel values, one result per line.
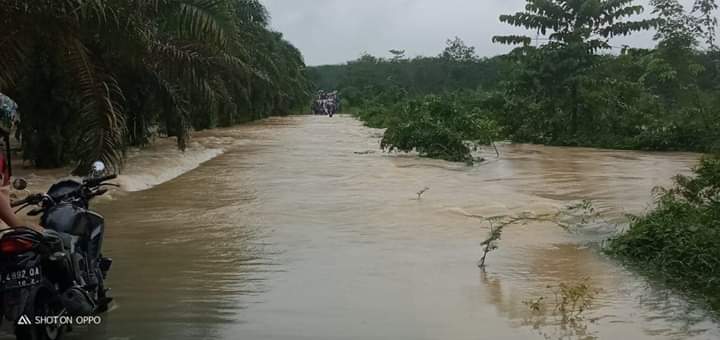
left=0, top=266, right=41, bottom=291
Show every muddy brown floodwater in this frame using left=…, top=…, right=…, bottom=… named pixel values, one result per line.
left=1, top=115, right=716, bottom=340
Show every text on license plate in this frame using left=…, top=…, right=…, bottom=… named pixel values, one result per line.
left=1, top=267, right=41, bottom=290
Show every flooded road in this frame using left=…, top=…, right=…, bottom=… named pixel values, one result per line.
left=4, top=115, right=715, bottom=339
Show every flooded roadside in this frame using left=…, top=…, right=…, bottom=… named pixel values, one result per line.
left=2, top=115, right=714, bottom=340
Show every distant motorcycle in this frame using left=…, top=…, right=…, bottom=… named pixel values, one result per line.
left=1, top=161, right=116, bottom=340
left=311, top=92, right=339, bottom=117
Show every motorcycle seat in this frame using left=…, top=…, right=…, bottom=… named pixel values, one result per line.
left=43, top=229, right=78, bottom=253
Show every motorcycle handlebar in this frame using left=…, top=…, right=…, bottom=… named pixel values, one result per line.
left=10, top=193, right=43, bottom=208
left=84, top=174, right=118, bottom=187
left=10, top=198, right=26, bottom=208
left=11, top=174, right=116, bottom=209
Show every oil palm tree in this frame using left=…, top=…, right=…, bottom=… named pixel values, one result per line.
left=0, top=0, right=310, bottom=173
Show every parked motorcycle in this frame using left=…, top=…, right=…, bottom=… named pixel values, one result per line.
left=0, top=161, right=116, bottom=340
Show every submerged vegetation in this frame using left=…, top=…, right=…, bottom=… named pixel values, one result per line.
left=607, top=156, right=720, bottom=308
left=0, top=0, right=310, bottom=173
left=378, top=93, right=500, bottom=164
left=523, top=279, right=601, bottom=340
left=477, top=202, right=600, bottom=269
left=478, top=217, right=507, bottom=269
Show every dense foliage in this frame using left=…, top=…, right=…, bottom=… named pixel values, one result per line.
left=306, top=38, right=510, bottom=107
left=309, top=38, right=509, bottom=161
left=606, top=156, right=720, bottom=308
left=377, top=93, right=500, bottom=163
left=0, top=0, right=311, bottom=173
left=496, top=0, right=719, bottom=151
left=309, top=0, right=719, bottom=160
left=309, top=1, right=720, bottom=307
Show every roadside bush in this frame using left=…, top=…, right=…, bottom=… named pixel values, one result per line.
left=607, top=156, right=720, bottom=307
left=378, top=94, right=499, bottom=164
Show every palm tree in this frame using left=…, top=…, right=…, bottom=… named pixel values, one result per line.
left=1, top=0, right=126, bottom=172
left=0, top=0, right=310, bottom=173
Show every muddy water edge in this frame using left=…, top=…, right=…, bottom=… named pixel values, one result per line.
left=2, top=115, right=716, bottom=340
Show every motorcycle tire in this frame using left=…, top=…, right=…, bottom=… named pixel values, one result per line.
left=14, top=283, right=65, bottom=340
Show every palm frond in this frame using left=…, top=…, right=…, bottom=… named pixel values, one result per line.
left=0, top=33, right=31, bottom=89
left=175, top=0, right=235, bottom=46
left=63, top=36, right=126, bottom=174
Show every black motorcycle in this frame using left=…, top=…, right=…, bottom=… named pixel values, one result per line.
left=0, top=162, right=116, bottom=340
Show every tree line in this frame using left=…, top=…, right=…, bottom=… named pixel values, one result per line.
left=308, top=0, right=720, bottom=312
left=0, top=0, right=311, bottom=173
left=309, top=0, right=719, bottom=162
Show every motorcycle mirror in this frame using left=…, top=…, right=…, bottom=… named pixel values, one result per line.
left=91, top=161, right=106, bottom=174
left=12, top=178, right=27, bottom=191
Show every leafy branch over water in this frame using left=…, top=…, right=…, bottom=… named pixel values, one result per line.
left=478, top=217, right=510, bottom=269
left=477, top=201, right=600, bottom=269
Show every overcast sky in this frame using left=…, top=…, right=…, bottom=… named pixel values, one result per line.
left=262, top=0, right=712, bottom=66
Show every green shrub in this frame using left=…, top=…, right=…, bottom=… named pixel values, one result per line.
left=607, top=156, right=720, bottom=307
left=361, top=93, right=499, bottom=164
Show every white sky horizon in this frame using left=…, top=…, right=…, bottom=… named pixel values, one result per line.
left=262, top=0, right=717, bottom=66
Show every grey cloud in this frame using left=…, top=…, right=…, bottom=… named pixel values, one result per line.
left=263, top=0, right=713, bottom=66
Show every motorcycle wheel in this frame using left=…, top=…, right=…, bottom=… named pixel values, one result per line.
left=14, top=286, right=65, bottom=340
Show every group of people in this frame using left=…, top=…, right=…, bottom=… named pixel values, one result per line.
left=311, top=91, right=340, bottom=117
